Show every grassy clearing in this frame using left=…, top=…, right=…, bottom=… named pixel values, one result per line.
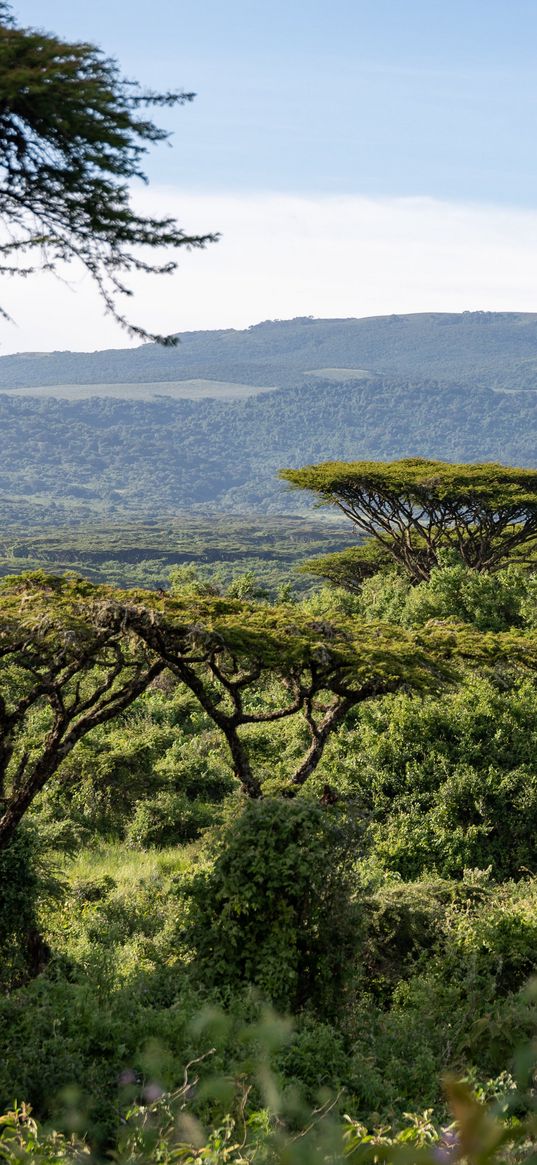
left=56, top=841, right=197, bottom=888
left=3, top=379, right=278, bottom=401
left=304, top=367, right=373, bottom=380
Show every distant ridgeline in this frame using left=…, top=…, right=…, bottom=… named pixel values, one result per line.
left=4, top=311, right=537, bottom=389
left=1, top=311, right=537, bottom=524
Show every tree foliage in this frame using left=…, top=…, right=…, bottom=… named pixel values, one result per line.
left=300, top=542, right=393, bottom=593
left=282, top=457, right=537, bottom=582
left=126, top=586, right=486, bottom=800
left=0, top=573, right=164, bottom=849
left=0, top=571, right=504, bottom=847
left=0, top=4, right=216, bottom=341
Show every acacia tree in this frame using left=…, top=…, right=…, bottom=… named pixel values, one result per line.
left=127, top=594, right=464, bottom=800
left=281, top=458, right=537, bottom=584
left=0, top=3, right=217, bottom=341
left=0, top=573, right=484, bottom=849
left=0, top=574, right=168, bottom=850
left=2, top=572, right=533, bottom=850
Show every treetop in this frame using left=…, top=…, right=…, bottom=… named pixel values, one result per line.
left=281, top=457, right=537, bottom=507
left=3, top=570, right=535, bottom=695
left=281, top=459, right=537, bottom=580
left=0, top=5, right=216, bottom=341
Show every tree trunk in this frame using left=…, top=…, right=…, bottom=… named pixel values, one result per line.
left=290, top=698, right=353, bottom=788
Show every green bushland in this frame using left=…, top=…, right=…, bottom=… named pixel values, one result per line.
left=186, top=798, right=359, bottom=1013
left=0, top=516, right=356, bottom=594
left=2, top=839, right=537, bottom=1156
left=36, top=685, right=234, bottom=846
left=3, top=497, right=537, bottom=1157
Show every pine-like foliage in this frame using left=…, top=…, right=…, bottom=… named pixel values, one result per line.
left=0, top=4, right=217, bottom=340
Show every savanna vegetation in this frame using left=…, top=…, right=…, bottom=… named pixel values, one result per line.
left=2, top=10, right=537, bottom=1160
left=2, top=457, right=537, bottom=1163
left=0, top=516, right=356, bottom=593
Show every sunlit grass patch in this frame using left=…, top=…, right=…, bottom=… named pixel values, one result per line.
left=56, top=841, right=197, bottom=889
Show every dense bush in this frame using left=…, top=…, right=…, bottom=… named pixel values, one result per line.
left=354, top=562, right=537, bottom=631
left=35, top=690, right=234, bottom=845
left=317, top=674, right=537, bottom=880
left=126, top=790, right=216, bottom=847
left=0, top=827, right=57, bottom=991
left=186, top=798, right=360, bottom=1012
left=3, top=553, right=537, bottom=1148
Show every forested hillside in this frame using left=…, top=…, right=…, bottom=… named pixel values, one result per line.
left=4, top=312, right=537, bottom=389
left=2, top=373, right=537, bottom=523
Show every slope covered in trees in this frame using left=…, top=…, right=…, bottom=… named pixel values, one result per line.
left=2, top=374, right=537, bottom=522
left=4, top=311, right=537, bottom=389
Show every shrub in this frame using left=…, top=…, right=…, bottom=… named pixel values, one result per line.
left=276, top=1017, right=348, bottom=1101
left=356, top=562, right=531, bottom=632
left=186, top=798, right=360, bottom=1012
left=0, top=826, right=58, bottom=991
left=321, top=677, right=537, bottom=881
left=126, top=791, right=216, bottom=848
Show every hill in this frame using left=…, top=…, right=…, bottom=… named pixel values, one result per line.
left=4, top=311, right=537, bottom=391
left=3, top=311, right=537, bottom=526
left=1, top=371, right=537, bottom=523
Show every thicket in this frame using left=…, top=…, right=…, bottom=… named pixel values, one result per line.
left=3, top=464, right=537, bottom=1161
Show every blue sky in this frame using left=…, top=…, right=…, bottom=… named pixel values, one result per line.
left=5, top=1, right=537, bottom=350
left=14, top=0, right=537, bottom=204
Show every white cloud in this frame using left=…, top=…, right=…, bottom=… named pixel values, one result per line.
left=2, top=190, right=537, bottom=353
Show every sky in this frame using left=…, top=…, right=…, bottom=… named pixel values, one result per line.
left=4, top=0, right=537, bottom=352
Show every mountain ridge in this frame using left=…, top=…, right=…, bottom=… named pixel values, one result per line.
left=3, top=311, right=537, bottom=390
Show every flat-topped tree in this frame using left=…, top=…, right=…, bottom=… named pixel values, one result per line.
left=126, top=595, right=465, bottom=799
left=281, top=458, right=537, bottom=582
left=0, top=573, right=167, bottom=850
left=113, top=591, right=537, bottom=801
left=0, top=573, right=491, bottom=848
left=4, top=572, right=536, bottom=849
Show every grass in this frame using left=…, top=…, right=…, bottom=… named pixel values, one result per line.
left=304, top=368, right=373, bottom=380
left=3, top=379, right=278, bottom=401
left=55, top=841, right=198, bottom=889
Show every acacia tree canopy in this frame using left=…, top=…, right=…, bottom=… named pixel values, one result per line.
left=127, top=588, right=466, bottom=799
left=281, top=458, right=537, bottom=583
left=0, top=573, right=500, bottom=849
left=0, top=574, right=166, bottom=850
left=0, top=3, right=217, bottom=342
left=300, top=542, right=393, bottom=593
